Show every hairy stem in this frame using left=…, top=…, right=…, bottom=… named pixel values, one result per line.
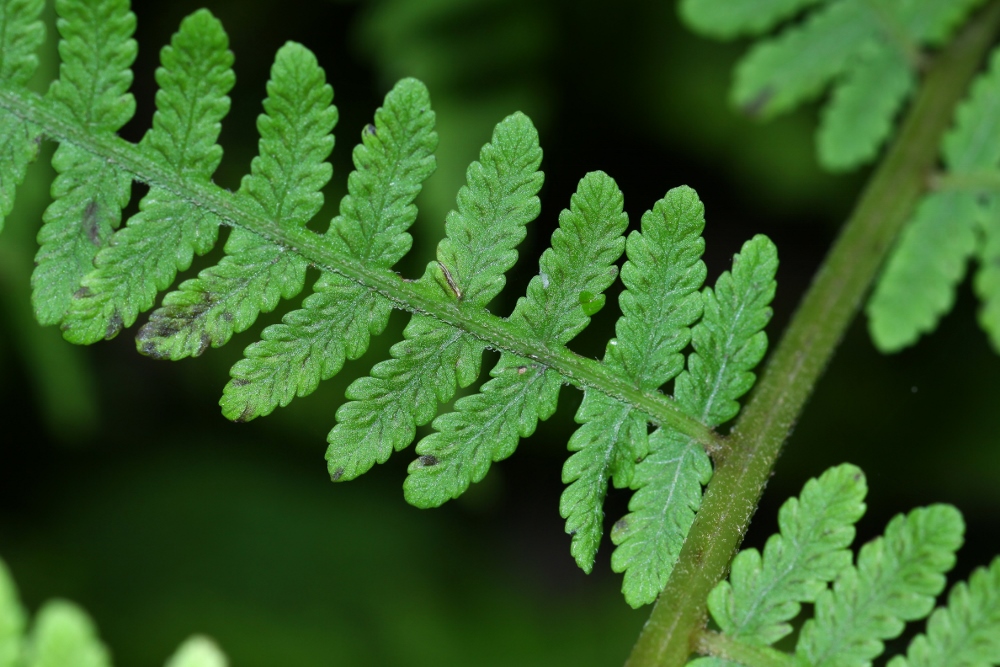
left=624, top=4, right=1000, bottom=666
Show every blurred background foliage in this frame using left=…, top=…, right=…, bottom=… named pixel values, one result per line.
left=1, top=0, right=999, bottom=664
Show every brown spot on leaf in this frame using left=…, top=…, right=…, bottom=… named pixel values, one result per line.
left=221, top=311, right=233, bottom=322
left=741, top=87, right=773, bottom=118
left=613, top=518, right=628, bottom=533
left=231, top=378, right=251, bottom=387
left=195, top=332, right=211, bottom=357
left=105, top=310, right=123, bottom=340
left=138, top=340, right=170, bottom=360
left=235, top=405, right=254, bottom=423
left=73, top=286, right=93, bottom=299
left=419, top=455, right=439, bottom=467
left=364, top=123, right=377, bottom=136
left=331, top=467, right=345, bottom=482
left=83, top=200, right=101, bottom=245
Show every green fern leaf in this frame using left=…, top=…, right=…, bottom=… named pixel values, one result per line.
left=612, top=234, right=777, bottom=608
left=887, top=556, right=1000, bottom=667
left=796, top=504, right=964, bottom=667
left=560, top=185, right=707, bottom=573
left=679, top=0, right=824, bottom=39
left=0, top=0, right=45, bottom=234
left=404, top=170, right=627, bottom=508
left=31, top=0, right=136, bottom=325
left=60, top=9, right=234, bottom=344
left=165, top=636, right=229, bottom=667
left=675, top=234, right=777, bottom=426
left=707, top=463, right=868, bottom=646
left=976, top=198, right=1000, bottom=351
left=326, top=112, right=542, bottom=483
left=21, top=601, right=110, bottom=667
left=0, top=559, right=25, bottom=667
left=687, top=0, right=985, bottom=171
left=867, top=192, right=979, bottom=352
left=220, top=78, right=437, bottom=421
left=817, top=44, right=915, bottom=172
left=137, top=41, right=337, bottom=359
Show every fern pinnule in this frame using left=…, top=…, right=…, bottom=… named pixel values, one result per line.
left=325, top=112, right=542, bottom=484
left=165, top=637, right=228, bottom=667
left=22, top=601, right=111, bottom=667
left=220, top=78, right=437, bottom=423
left=611, top=233, right=778, bottom=608
left=796, top=504, right=964, bottom=667
left=887, top=556, right=1000, bottom=667
left=0, top=559, right=23, bottom=667
left=560, top=185, right=706, bottom=574
left=31, top=0, right=136, bottom=326
left=60, top=9, right=234, bottom=345
left=681, top=0, right=986, bottom=172
left=403, top=170, right=627, bottom=508
left=136, top=41, right=337, bottom=360
left=0, top=0, right=44, bottom=235
left=707, top=463, right=868, bottom=646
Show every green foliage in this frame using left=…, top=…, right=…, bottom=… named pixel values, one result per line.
left=868, top=46, right=1000, bottom=353
left=0, top=0, right=782, bottom=607
left=0, top=556, right=227, bottom=666
left=679, top=0, right=986, bottom=171
left=686, top=465, right=997, bottom=667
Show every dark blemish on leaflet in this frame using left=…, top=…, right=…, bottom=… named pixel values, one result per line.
left=221, top=311, right=233, bottom=322
left=613, top=518, right=628, bottom=533
left=105, top=310, right=123, bottom=339
left=331, top=467, right=345, bottom=482
left=83, top=200, right=101, bottom=245
left=195, top=332, right=211, bottom=357
left=419, top=455, right=439, bottom=467
left=231, top=378, right=251, bottom=388
left=364, top=123, right=377, bottom=136
left=742, top=87, right=773, bottom=118
left=73, top=286, right=93, bottom=299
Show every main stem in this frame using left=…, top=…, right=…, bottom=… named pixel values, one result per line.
left=625, top=6, right=1000, bottom=666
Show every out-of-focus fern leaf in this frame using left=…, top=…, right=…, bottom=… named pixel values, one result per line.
left=887, top=557, right=1000, bottom=667
left=560, top=185, right=706, bottom=574
left=0, top=0, right=45, bottom=234
left=674, top=234, right=777, bottom=426
left=707, top=464, right=867, bottom=646
left=21, top=601, right=110, bottom=667
left=796, top=505, right=964, bottom=667
left=136, top=42, right=337, bottom=359
left=683, top=0, right=986, bottom=171
left=221, top=78, right=436, bottom=422
left=612, top=234, right=778, bottom=608
left=61, top=9, right=233, bottom=344
left=165, top=636, right=229, bottom=667
left=326, top=112, right=542, bottom=483
left=31, top=0, right=136, bottom=325
left=818, top=44, right=914, bottom=171
left=866, top=192, right=978, bottom=352
left=868, top=47, right=1000, bottom=352
left=976, top=198, right=1000, bottom=350
left=0, top=559, right=24, bottom=667
left=679, top=0, right=824, bottom=39
left=404, top=170, right=626, bottom=508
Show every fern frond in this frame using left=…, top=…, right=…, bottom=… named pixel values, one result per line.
left=611, top=234, right=778, bottom=608
left=136, top=41, right=336, bottom=360
left=975, top=198, right=1000, bottom=350
left=0, top=0, right=44, bottom=234
left=682, top=0, right=985, bottom=171
left=220, top=77, right=436, bottom=422
left=887, top=557, right=1000, bottom=667
left=707, top=463, right=867, bottom=646
left=60, top=9, right=234, bottom=344
left=31, top=0, right=136, bottom=325
left=326, top=112, right=542, bottom=483
left=403, top=170, right=626, bottom=507
left=560, top=185, right=706, bottom=574
left=796, top=504, right=964, bottom=667
left=868, top=46, right=1000, bottom=352
left=21, top=601, right=110, bottom=667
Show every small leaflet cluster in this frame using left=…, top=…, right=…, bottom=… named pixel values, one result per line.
left=0, top=556, right=227, bottom=667
left=0, top=0, right=780, bottom=604
left=868, top=47, right=1000, bottom=354
left=679, top=0, right=987, bottom=171
left=687, top=464, right=1000, bottom=667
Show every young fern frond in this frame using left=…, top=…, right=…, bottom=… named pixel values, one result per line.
left=678, top=0, right=986, bottom=171
left=868, top=46, right=1000, bottom=354
left=0, top=557, right=226, bottom=667
left=687, top=464, right=999, bottom=667
left=0, top=0, right=779, bottom=604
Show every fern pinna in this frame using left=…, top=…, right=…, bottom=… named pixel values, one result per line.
left=0, top=0, right=780, bottom=605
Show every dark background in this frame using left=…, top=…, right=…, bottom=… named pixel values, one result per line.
left=2, top=0, right=999, bottom=664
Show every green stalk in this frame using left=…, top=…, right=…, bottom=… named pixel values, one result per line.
left=624, top=4, right=1000, bottom=666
